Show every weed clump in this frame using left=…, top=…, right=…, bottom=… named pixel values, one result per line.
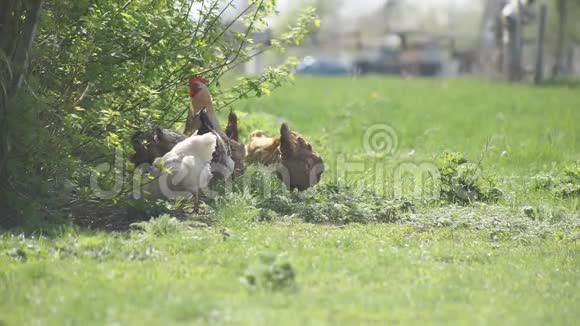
left=531, top=161, right=580, bottom=198
left=257, top=183, right=413, bottom=225
left=130, top=214, right=184, bottom=236
left=242, top=253, right=296, bottom=291
left=435, top=151, right=502, bottom=204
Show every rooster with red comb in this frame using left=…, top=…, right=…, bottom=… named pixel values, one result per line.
left=184, top=75, right=222, bottom=135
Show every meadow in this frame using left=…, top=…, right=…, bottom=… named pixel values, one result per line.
left=1, top=77, right=579, bottom=324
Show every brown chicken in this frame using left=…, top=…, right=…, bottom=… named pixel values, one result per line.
left=246, top=124, right=324, bottom=191
left=184, top=75, right=222, bottom=135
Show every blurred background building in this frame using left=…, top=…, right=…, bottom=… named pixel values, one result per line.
left=228, top=0, right=579, bottom=80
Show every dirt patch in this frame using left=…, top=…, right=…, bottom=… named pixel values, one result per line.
left=69, top=198, right=132, bottom=231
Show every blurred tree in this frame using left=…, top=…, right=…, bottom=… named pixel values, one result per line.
left=552, top=0, right=569, bottom=77
left=312, top=0, right=345, bottom=20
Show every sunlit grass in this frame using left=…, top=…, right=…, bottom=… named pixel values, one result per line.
left=1, top=77, right=579, bottom=324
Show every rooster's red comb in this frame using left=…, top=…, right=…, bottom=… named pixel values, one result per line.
left=189, top=75, right=208, bottom=85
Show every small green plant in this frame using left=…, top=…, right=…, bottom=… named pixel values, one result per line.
left=239, top=165, right=289, bottom=198
left=130, top=214, right=184, bottom=237
left=530, top=161, right=580, bottom=198
left=255, top=208, right=282, bottom=222
left=242, top=253, right=296, bottom=291
left=530, top=174, right=555, bottom=191
left=435, top=151, right=502, bottom=204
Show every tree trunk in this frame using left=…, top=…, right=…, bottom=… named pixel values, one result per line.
left=9, top=0, right=43, bottom=98
left=534, top=4, right=547, bottom=84
left=0, top=0, right=18, bottom=54
left=506, top=15, right=522, bottom=81
left=552, top=0, right=568, bottom=78
left=0, top=0, right=9, bottom=33
left=0, top=0, right=44, bottom=199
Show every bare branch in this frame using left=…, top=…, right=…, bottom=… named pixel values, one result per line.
left=207, top=2, right=255, bottom=48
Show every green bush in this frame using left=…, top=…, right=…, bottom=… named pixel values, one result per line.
left=531, top=161, right=580, bottom=198
left=242, top=252, right=296, bottom=291
left=435, top=151, right=503, bottom=204
left=1, top=0, right=319, bottom=228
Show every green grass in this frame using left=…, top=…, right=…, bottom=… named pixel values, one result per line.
left=231, top=76, right=579, bottom=211
left=233, top=77, right=578, bottom=171
left=1, top=77, right=579, bottom=324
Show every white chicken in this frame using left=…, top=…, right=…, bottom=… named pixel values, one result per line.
left=143, top=132, right=217, bottom=203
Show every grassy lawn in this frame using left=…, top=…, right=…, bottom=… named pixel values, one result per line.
left=1, top=77, right=579, bottom=324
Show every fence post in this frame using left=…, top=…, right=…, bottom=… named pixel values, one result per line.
left=565, top=45, right=574, bottom=75
left=495, top=15, right=505, bottom=75
left=552, top=0, right=569, bottom=78
left=534, top=4, right=547, bottom=84
left=507, top=16, right=521, bottom=81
